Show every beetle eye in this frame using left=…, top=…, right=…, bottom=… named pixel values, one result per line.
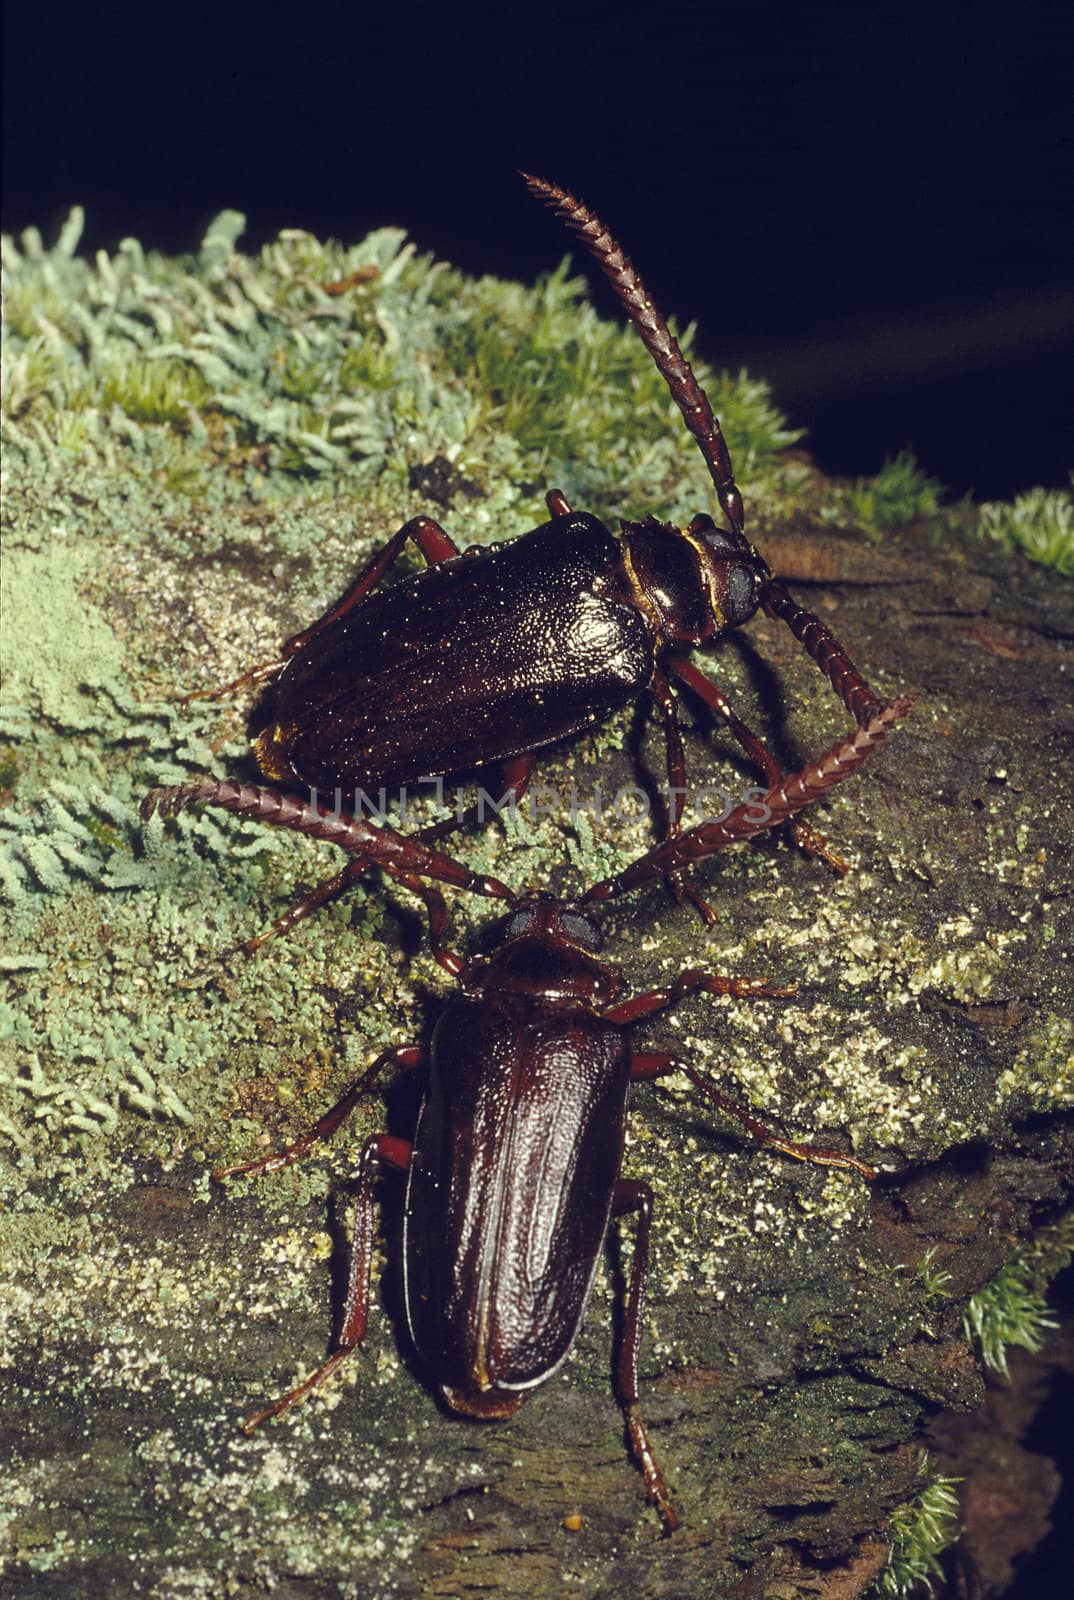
left=698, top=523, right=736, bottom=555
left=559, top=911, right=602, bottom=951
left=726, top=562, right=761, bottom=625
left=501, top=909, right=537, bottom=942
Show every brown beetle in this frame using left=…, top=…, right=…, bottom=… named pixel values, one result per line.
left=177, top=176, right=899, bottom=943
left=205, top=710, right=897, bottom=1531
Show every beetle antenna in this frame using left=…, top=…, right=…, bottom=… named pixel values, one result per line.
left=583, top=696, right=913, bottom=902
left=522, top=172, right=746, bottom=545
left=141, top=777, right=513, bottom=903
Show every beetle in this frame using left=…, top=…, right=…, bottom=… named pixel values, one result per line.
left=197, top=712, right=895, bottom=1532
left=184, top=174, right=898, bottom=943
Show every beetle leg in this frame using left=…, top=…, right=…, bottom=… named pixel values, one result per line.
left=283, top=516, right=459, bottom=654
left=239, top=1130, right=412, bottom=1433
left=610, top=1179, right=679, bottom=1535
left=650, top=667, right=688, bottom=834
left=239, top=846, right=464, bottom=975
left=649, top=666, right=717, bottom=918
left=215, top=1046, right=423, bottom=1180
left=602, top=969, right=796, bottom=1028
left=415, top=750, right=536, bottom=846
left=388, top=875, right=464, bottom=977
left=185, top=516, right=461, bottom=703
left=241, top=856, right=373, bottom=955
left=665, top=651, right=848, bottom=875
left=630, top=1051, right=875, bottom=1179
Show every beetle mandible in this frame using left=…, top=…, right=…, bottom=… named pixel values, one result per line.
left=185, top=175, right=898, bottom=943
left=204, top=712, right=896, bottom=1532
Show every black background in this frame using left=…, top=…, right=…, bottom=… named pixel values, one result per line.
left=4, top=4, right=1073, bottom=504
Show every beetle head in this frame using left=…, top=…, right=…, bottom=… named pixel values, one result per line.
left=621, top=515, right=769, bottom=648
left=473, top=895, right=621, bottom=1008
left=684, top=512, right=770, bottom=632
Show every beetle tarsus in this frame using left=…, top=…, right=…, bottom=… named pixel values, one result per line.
left=788, top=814, right=850, bottom=875
left=177, top=654, right=289, bottom=707
left=241, top=1346, right=354, bottom=1435
left=624, top=1405, right=680, bottom=1535
left=667, top=868, right=718, bottom=926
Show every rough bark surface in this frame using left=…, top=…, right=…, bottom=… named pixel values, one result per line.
left=2, top=233, right=1072, bottom=1597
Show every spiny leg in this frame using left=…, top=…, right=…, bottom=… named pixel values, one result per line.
left=237, top=1131, right=412, bottom=1432
left=602, top=969, right=796, bottom=1029
left=631, top=1051, right=874, bottom=1179
left=585, top=698, right=910, bottom=905
left=141, top=776, right=513, bottom=905
left=242, top=751, right=533, bottom=957
left=650, top=666, right=689, bottom=835
left=610, top=1179, right=679, bottom=1534
left=214, top=1044, right=422, bottom=1183
left=184, top=515, right=460, bottom=704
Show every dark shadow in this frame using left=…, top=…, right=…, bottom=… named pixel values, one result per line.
left=1003, top=1264, right=1074, bottom=1599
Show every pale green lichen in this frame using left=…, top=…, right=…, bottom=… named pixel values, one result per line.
left=994, top=1013, right=1074, bottom=1114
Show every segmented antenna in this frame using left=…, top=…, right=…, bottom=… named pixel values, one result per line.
left=141, top=778, right=512, bottom=901
left=522, top=172, right=746, bottom=543
left=584, top=697, right=912, bottom=902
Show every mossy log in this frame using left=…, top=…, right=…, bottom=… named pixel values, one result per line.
left=1, top=210, right=1072, bottom=1598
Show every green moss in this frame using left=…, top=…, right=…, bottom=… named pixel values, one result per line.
left=914, top=1246, right=953, bottom=1306
left=871, top=1457, right=961, bottom=1599
left=962, top=1211, right=1074, bottom=1377
left=977, top=481, right=1074, bottom=576
left=840, top=449, right=943, bottom=540
left=99, top=353, right=216, bottom=424
left=2, top=207, right=799, bottom=536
